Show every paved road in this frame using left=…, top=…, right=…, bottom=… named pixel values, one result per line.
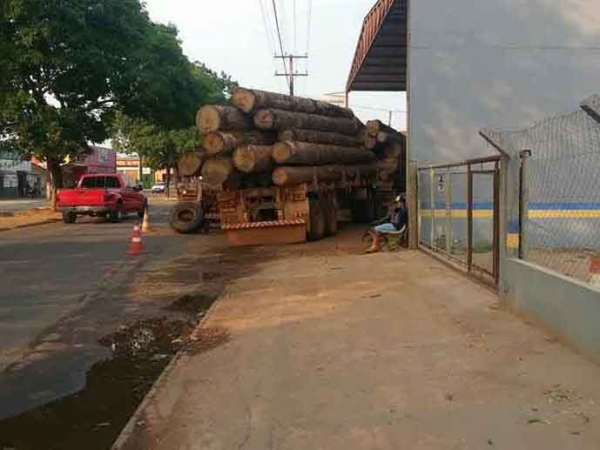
left=0, top=199, right=190, bottom=419
left=0, top=198, right=49, bottom=213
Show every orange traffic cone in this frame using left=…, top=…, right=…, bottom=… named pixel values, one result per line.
left=127, top=223, right=144, bottom=255
left=589, top=254, right=600, bottom=287
left=141, top=206, right=151, bottom=232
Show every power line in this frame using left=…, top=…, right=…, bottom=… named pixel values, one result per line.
left=258, top=0, right=275, bottom=55
left=293, top=0, right=298, bottom=54
left=271, top=0, right=290, bottom=90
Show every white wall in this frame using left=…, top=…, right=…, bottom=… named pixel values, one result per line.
left=409, top=0, right=600, bottom=164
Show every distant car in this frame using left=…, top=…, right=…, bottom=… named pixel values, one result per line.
left=56, top=173, right=147, bottom=223
left=151, top=182, right=166, bottom=194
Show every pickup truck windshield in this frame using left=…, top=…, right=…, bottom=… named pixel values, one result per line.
left=80, top=176, right=120, bottom=189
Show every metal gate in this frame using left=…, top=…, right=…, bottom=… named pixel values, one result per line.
left=418, top=155, right=501, bottom=286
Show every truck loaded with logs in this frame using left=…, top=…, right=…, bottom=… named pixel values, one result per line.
left=169, top=87, right=406, bottom=246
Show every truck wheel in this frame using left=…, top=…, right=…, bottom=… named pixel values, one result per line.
left=108, top=205, right=123, bottom=223
left=169, top=202, right=204, bottom=234
left=323, top=200, right=338, bottom=236
left=308, top=199, right=325, bottom=241
left=63, top=211, right=77, bottom=224
left=138, top=201, right=148, bottom=219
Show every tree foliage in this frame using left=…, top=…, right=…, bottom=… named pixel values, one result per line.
left=1, top=0, right=236, bottom=201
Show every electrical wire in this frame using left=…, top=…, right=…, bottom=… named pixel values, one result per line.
left=271, top=0, right=290, bottom=90
left=258, top=0, right=276, bottom=55
left=293, top=0, right=298, bottom=54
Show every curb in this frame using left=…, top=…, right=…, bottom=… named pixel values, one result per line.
left=110, top=289, right=226, bottom=450
left=0, top=218, right=61, bottom=232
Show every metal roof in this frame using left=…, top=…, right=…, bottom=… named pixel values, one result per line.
left=346, top=0, right=408, bottom=92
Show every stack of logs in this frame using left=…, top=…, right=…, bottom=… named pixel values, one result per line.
left=178, top=88, right=405, bottom=192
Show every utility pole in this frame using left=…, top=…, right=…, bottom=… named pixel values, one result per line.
left=275, top=54, right=308, bottom=97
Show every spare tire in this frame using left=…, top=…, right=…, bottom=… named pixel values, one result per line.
left=169, top=202, right=204, bottom=234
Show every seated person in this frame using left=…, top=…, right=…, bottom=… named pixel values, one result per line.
left=366, top=195, right=408, bottom=253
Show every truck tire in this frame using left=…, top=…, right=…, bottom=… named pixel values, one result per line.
left=308, top=199, right=325, bottom=241
left=108, top=204, right=123, bottom=223
left=169, top=202, right=203, bottom=234
left=323, top=200, right=338, bottom=236
left=63, top=211, right=77, bottom=224
left=138, top=201, right=148, bottom=219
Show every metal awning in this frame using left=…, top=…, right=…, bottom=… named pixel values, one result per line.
left=346, top=0, right=408, bottom=92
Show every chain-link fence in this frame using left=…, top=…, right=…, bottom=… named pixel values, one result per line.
left=485, top=108, right=600, bottom=285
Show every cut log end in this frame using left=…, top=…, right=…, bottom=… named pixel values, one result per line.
left=232, top=88, right=256, bottom=114
left=178, top=152, right=204, bottom=177
left=271, top=141, right=293, bottom=164
left=197, top=106, right=221, bottom=134
left=254, top=109, right=275, bottom=130
left=200, top=157, right=233, bottom=186
left=203, top=132, right=226, bottom=155
left=272, top=167, right=289, bottom=186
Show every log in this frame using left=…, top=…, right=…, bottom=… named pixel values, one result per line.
left=232, top=144, right=273, bottom=173
left=378, top=157, right=399, bottom=174
left=376, top=131, right=405, bottom=146
left=366, top=119, right=397, bottom=137
left=278, top=128, right=364, bottom=147
left=178, top=151, right=205, bottom=177
left=202, top=131, right=276, bottom=156
left=272, top=141, right=376, bottom=166
left=233, top=87, right=354, bottom=118
left=254, top=109, right=361, bottom=136
left=272, top=164, right=377, bottom=186
left=200, top=157, right=234, bottom=186
left=196, top=105, right=252, bottom=133
left=364, top=134, right=379, bottom=150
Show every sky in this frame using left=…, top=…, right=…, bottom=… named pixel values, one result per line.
left=143, top=0, right=407, bottom=130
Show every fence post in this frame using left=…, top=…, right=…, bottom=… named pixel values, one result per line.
left=407, top=161, right=419, bottom=249
left=429, top=167, right=436, bottom=248
left=445, top=168, right=453, bottom=255
left=467, top=164, right=473, bottom=272
left=518, top=150, right=531, bottom=260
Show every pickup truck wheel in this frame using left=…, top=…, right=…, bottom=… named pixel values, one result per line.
left=308, top=199, right=325, bottom=241
left=169, top=202, right=203, bottom=234
left=108, top=205, right=123, bottom=223
left=138, top=202, right=148, bottom=219
left=63, top=211, right=77, bottom=224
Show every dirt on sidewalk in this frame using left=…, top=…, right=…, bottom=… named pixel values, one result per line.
left=0, top=207, right=61, bottom=231
left=111, top=227, right=600, bottom=450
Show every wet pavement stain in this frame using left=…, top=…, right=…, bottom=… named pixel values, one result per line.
left=0, top=293, right=219, bottom=450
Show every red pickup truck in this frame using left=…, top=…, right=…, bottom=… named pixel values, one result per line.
left=57, top=173, right=147, bottom=224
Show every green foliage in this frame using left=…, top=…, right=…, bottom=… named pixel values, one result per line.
left=1, top=0, right=235, bottom=190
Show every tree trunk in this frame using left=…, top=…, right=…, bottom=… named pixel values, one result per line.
left=201, top=157, right=235, bottom=186
left=165, top=165, right=171, bottom=198
left=202, top=131, right=276, bottom=156
left=254, top=109, right=361, bottom=136
left=366, top=119, right=397, bottom=137
left=232, top=144, right=273, bottom=174
left=272, top=163, right=377, bottom=186
left=232, top=87, right=355, bottom=118
left=178, top=151, right=205, bottom=177
left=47, top=157, right=63, bottom=211
left=196, top=105, right=252, bottom=133
left=272, top=141, right=376, bottom=166
left=278, top=128, right=365, bottom=147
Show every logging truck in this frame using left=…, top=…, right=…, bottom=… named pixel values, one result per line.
left=217, top=164, right=378, bottom=246
left=169, top=87, right=405, bottom=245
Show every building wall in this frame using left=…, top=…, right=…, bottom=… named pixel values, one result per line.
left=409, top=0, right=600, bottom=164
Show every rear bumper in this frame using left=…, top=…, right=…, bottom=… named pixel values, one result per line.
left=58, top=206, right=111, bottom=215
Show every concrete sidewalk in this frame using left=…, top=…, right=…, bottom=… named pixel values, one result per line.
left=116, top=247, right=600, bottom=450
left=0, top=198, right=48, bottom=213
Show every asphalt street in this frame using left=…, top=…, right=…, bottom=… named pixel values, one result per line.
left=0, top=198, right=190, bottom=420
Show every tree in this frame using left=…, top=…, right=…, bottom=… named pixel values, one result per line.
left=112, top=112, right=200, bottom=197
left=0, top=0, right=156, bottom=206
